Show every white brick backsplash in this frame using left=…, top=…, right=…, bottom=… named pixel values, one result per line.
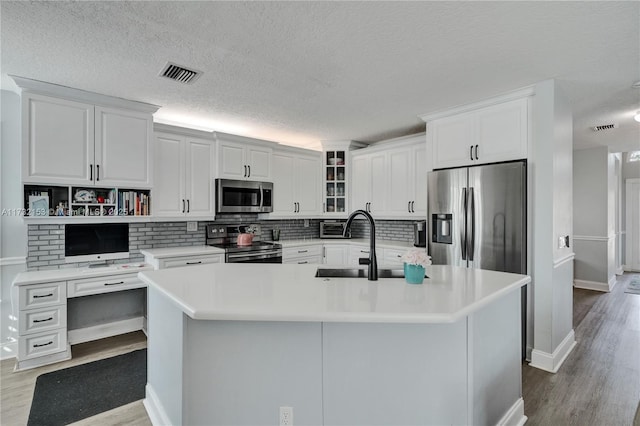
left=27, top=218, right=415, bottom=270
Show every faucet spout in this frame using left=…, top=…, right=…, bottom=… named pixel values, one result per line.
left=343, top=209, right=378, bottom=280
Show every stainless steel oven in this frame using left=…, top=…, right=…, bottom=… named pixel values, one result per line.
left=215, top=179, right=273, bottom=214
left=206, top=223, right=282, bottom=263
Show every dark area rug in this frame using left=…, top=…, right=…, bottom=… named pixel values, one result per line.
left=27, top=349, right=146, bottom=426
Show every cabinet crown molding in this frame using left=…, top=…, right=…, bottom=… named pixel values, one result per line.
left=10, top=75, right=160, bottom=114
left=419, top=86, right=534, bottom=122
left=213, top=131, right=279, bottom=148
left=154, top=123, right=214, bottom=139
left=352, top=132, right=425, bottom=155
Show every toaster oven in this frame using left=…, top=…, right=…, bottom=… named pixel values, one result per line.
left=320, top=220, right=351, bottom=239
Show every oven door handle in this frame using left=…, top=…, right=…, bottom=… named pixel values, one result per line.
left=226, top=250, right=282, bottom=262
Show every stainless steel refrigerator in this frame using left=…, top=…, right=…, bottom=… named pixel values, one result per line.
left=428, top=160, right=527, bottom=354
left=428, top=160, right=526, bottom=273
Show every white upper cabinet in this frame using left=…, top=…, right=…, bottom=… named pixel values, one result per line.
left=351, top=151, right=387, bottom=215
left=153, top=128, right=214, bottom=218
left=94, top=107, right=153, bottom=187
left=215, top=135, right=272, bottom=181
left=424, top=95, right=530, bottom=170
left=19, top=80, right=157, bottom=188
left=350, top=134, right=426, bottom=219
left=22, top=93, right=94, bottom=185
left=271, top=149, right=321, bottom=217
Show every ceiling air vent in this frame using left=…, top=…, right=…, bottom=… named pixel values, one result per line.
left=592, top=123, right=619, bottom=132
left=159, top=62, right=202, bottom=84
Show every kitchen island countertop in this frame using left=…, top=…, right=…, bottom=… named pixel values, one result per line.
left=138, top=263, right=529, bottom=323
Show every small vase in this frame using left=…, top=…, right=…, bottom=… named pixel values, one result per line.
left=404, top=263, right=425, bottom=284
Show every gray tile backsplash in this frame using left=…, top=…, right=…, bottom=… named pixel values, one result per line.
left=26, top=217, right=415, bottom=270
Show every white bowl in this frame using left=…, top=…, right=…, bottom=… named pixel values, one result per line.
left=328, top=158, right=337, bottom=165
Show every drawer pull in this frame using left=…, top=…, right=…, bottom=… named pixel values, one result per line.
left=104, top=281, right=125, bottom=286
left=360, top=250, right=369, bottom=254
left=298, top=250, right=308, bottom=254
left=397, top=255, right=402, bottom=258
left=33, top=341, right=53, bottom=348
left=186, top=261, right=203, bottom=265
left=33, top=293, right=54, bottom=299
left=33, top=317, right=53, bottom=323
left=298, top=261, right=308, bottom=264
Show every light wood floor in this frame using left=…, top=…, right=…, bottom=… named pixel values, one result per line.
left=2, top=275, right=639, bottom=426
left=523, top=272, right=640, bottom=425
left=0, top=331, right=150, bottom=426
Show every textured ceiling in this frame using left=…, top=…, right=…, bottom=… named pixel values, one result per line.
left=1, top=1, right=639, bottom=152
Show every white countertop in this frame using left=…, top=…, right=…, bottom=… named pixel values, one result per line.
left=140, top=246, right=225, bottom=259
left=139, top=264, right=530, bottom=324
left=13, top=263, right=152, bottom=286
left=276, top=238, right=418, bottom=250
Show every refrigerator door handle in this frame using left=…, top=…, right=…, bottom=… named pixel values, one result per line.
left=468, top=187, right=476, bottom=261
left=460, top=188, right=468, bottom=261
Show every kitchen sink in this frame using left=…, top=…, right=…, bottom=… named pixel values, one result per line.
left=315, top=268, right=425, bottom=279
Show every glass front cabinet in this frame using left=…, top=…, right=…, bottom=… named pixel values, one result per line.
left=321, top=141, right=365, bottom=216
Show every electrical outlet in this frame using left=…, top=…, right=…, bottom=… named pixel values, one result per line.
left=186, top=221, right=198, bottom=232
left=279, top=406, right=293, bottom=426
left=304, top=219, right=309, bottom=228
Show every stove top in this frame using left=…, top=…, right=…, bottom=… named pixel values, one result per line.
left=210, top=241, right=282, bottom=253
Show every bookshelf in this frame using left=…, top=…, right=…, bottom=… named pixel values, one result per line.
left=24, top=185, right=151, bottom=218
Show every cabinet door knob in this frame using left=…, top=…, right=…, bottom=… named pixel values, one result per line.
left=89, top=164, right=93, bottom=181
left=244, top=165, right=247, bottom=177
left=470, top=145, right=474, bottom=161
left=187, top=199, right=190, bottom=213
left=248, top=165, right=251, bottom=178
left=475, top=145, right=479, bottom=160
left=182, top=199, right=185, bottom=213
left=96, top=164, right=100, bottom=181
left=411, top=201, right=415, bottom=213
left=408, top=201, right=411, bottom=213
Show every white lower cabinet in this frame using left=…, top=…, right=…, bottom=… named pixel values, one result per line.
left=349, top=244, right=372, bottom=266
left=283, top=245, right=323, bottom=264
left=382, top=248, right=406, bottom=267
left=323, top=244, right=349, bottom=265
left=158, top=254, right=223, bottom=269
left=16, top=281, right=69, bottom=368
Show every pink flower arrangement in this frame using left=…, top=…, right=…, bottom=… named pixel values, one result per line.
left=402, top=248, right=431, bottom=268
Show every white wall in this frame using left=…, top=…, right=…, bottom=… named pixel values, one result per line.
left=0, top=89, right=27, bottom=358
left=529, top=79, right=576, bottom=372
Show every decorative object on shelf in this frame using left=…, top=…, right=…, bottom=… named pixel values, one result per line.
left=272, top=228, right=280, bottom=241
left=28, top=195, right=49, bottom=216
left=55, top=202, right=67, bottom=216
left=402, top=248, right=431, bottom=284
left=74, top=189, right=95, bottom=202
left=97, top=196, right=105, bottom=203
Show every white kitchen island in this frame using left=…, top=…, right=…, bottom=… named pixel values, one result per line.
left=138, top=264, right=530, bottom=426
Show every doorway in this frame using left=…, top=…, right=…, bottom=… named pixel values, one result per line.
left=625, top=178, right=640, bottom=271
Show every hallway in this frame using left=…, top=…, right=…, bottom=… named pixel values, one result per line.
left=523, top=273, right=640, bottom=425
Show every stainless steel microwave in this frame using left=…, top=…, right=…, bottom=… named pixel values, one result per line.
left=215, top=179, right=273, bottom=213
left=320, top=220, right=351, bottom=239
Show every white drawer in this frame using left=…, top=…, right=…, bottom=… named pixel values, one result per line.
left=19, top=305, right=67, bottom=335
left=283, top=245, right=322, bottom=262
left=159, top=254, right=223, bottom=269
left=284, top=255, right=323, bottom=265
left=19, top=281, right=66, bottom=310
left=349, top=245, right=371, bottom=265
left=67, top=273, right=145, bottom=298
left=18, top=329, right=67, bottom=360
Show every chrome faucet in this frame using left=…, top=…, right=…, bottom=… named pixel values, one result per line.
left=344, top=209, right=378, bottom=280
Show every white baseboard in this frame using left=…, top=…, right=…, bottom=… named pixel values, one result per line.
left=0, top=341, right=17, bottom=360
left=68, top=317, right=144, bottom=345
left=608, top=275, right=618, bottom=291
left=529, top=330, right=576, bottom=373
left=144, top=384, right=174, bottom=426
left=496, top=397, right=527, bottom=426
left=573, top=279, right=613, bottom=293
left=616, top=266, right=625, bottom=275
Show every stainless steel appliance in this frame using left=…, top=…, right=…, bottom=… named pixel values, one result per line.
left=428, top=160, right=527, bottom=354
left=413, top=220, right=426, bottom=247
left=320, top=220, right=351, bottom=239
left=206, top=223, right=282, bottom=263
left=215, top=179, right=273, bottom=214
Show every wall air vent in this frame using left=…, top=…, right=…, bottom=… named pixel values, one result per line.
left=592, top=123, right=619, bottom=132
left=159, top=62, right=202, bottom=84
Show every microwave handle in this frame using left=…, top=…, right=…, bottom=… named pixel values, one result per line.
left=258, top=184, right=263, bottom=210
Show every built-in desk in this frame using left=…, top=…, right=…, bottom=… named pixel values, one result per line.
left=12, top=263, right=151, bottom=371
